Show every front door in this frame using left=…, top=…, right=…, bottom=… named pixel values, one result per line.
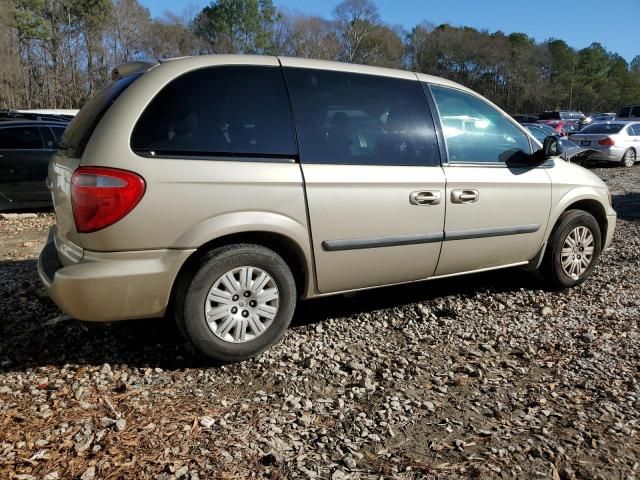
left=427, top=85, right=551, bottom=276
left=283, top=63, right=446, bottom=293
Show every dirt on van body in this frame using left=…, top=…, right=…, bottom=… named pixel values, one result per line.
left=0, top=165, right=639, bottom=480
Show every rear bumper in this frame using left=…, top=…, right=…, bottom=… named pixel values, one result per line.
left=38, top=228, right=194, bottom=321
left=586, top=147, right=625, bottom=163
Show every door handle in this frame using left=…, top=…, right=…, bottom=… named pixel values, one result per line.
left=451, top=189, right=479, bottom=204
left=409, top=190, right=441, bottom=205
left=45, top=177, right=53, bottom=190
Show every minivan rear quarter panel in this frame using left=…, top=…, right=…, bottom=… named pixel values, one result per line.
left=76, top=56, right=314, bottom=288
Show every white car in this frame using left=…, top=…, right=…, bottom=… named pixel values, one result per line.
left=568, top=122, right=640, bottom=167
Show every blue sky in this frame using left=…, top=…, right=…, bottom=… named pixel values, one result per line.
left=141, top=0, right=639, bottom=62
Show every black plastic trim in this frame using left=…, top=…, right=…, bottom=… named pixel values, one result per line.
left=39, top=235, right=62, bottom=283
left=322, top=233, right=444, bottom=251
left=444, top=224, right=540, bottom=241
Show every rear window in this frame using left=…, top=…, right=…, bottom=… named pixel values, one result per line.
left=131, top=66, right=297, bottom=158
left=631, top=106, right=640, bottom=117
left=538, top=112, right=560, bottom=120
left=60, top=73, right=141, bottom=158
left=581, top=123, right=625, bottom=134
left=617, top=106, right=631, bottom=119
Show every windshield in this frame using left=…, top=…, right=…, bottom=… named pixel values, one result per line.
left=537, top=124, right=557, bottom=136
left=581, top=123, right=625, bottom=134
left=60, top=74, right=142, bottom=158
left=525, top=126, right=547, bottom=142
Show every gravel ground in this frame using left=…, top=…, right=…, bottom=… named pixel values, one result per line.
left=1, top=165, right=639, bottom=480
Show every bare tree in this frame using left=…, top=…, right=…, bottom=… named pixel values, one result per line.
left=273, top=13, right=339, bottom=60
left=332, top=0, right=380, bottom=63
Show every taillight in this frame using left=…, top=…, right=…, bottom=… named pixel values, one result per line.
left=71, top=167, right=145, bottom=233
left=598, top=137, right=615, bottom=146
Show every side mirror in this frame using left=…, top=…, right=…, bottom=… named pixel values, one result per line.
left=543, top=135, right=564, bottom=158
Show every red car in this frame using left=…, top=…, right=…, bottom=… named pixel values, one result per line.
left=538, top=120, right=579, bottom=136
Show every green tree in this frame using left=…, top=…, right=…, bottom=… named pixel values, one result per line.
left=193, top=0, right=278, bottom=54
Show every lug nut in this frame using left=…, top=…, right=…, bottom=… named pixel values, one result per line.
left=231, top=307, right=238, bottom=314
left=242, top=310, right=249, bottom=317
left=249, top=300, right=257, bottom=308
left=232, top=295, right=239, bottom=301
left=244, top=291, right=251, bottom=297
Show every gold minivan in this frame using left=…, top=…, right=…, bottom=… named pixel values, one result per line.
left=39, top=55, right=616, bottom=361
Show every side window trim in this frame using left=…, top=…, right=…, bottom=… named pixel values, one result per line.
left=130, top=66, right=299, bottom=160
left=420, top=81, right=447, bottom=167
left=284, top=67, right=441, bottom=167
left=426, top=83, right=534, bottom=166
left=135, top=151, right=297, bottom=162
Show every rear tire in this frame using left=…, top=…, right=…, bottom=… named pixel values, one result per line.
left=621, top=148, right=636, bottom=167
left=539, top=210, right=602, bottom=289
left=174, top=244, right=296, bottom=362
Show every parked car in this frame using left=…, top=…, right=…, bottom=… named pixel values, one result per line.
left=39, top=56, right=616, bottom=361
left=542, top=120, right=579, bottom=136
left=616, top=105, right=640, bottom=122
left=0, top=110, right=72, bottom=124
left=522, top=123, right=597, bottom=163
left=512, top=114, right=539, bottom=123
left=526, top=122, right=559, bottom=138
left=0, top=120, right=68, bottom=211
left=579, top=112, right=616, bottom=129
left=538, top=110, right=585, bottom=122
left=568, top=122, right=640, bottom=167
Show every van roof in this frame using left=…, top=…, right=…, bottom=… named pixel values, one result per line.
left=120, top=54, right=467, bottom=92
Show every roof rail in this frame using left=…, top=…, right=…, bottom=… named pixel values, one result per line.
left=111, top=60, right=160, bottom=81
left=0, top=110, right=71, bottom=123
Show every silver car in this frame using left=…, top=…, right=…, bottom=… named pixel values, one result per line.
left=38, top=55, right=617, bottom=361
left=568, top=122, right=640, bottom=167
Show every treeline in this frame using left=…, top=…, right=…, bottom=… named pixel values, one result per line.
left=1, top=0, right=639, bottom=113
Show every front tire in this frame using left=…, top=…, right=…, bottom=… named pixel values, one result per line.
left=540, top=210, right=602, bottom=289
left=621, top=148, right=636, bottom=167
left=175, top=244, right=296, bottom=362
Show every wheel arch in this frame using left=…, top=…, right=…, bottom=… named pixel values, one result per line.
left=168, top=229, right=314, bottom=317
left=550, top=197, right=608, bottom=246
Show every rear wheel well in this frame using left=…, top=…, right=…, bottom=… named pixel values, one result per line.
left=560, top=200, right=607, bottom=245
left=169, top=232, right=308, bottom=315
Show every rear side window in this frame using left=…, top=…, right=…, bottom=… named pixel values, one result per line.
left=61, top=74, right=141, bottom=158
left=131, top=66, right=297, bottom=158
left=631, top=106, right=640, bottom=117
left=431, top=85, right=531, bottom=164
left=581, top=123, right=624, bottom=134
left=617, top=106, right=631, bottom=118
left=284, top=68, right=439, bottom=166
left=630, top=124, right=640, bottom=136
left=0, top=126, right=44, bottom=149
